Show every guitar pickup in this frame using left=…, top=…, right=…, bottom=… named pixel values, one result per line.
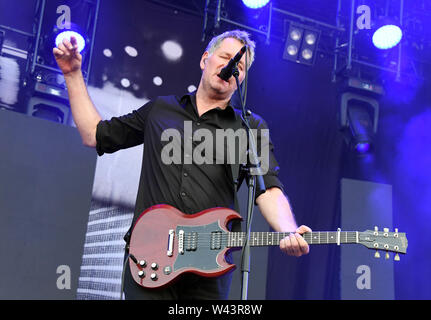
left=167, top=229, right=175, bottom=257
left=186, top=232, right=198, bottom=251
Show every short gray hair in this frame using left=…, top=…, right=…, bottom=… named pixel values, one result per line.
left=205, top=30, right=256, bottom=69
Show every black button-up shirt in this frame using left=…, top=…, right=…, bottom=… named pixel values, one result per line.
left=95, top=93, right=283, bottom=237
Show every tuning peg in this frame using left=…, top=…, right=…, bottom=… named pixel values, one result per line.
left=385, top=252, right=390, bottom=260
left=394, top=253, right=400, bottom=261
left=374, top=226, right=379, bottom=235
left=383, top=228, right=389, bottom=233
left=395, top=228, right=398, bottom=233
left=374, top=251, right=380, bottom=258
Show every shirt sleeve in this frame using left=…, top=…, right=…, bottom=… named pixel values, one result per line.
left=248, top=113, right=285, bottom=201
left=96, top=100, right=155, bottom=156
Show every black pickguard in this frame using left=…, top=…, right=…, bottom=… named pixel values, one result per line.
left=174, top=221, right=226, bottom=272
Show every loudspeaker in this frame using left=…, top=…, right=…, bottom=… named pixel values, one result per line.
left=27, top=95, right=70, bottom=125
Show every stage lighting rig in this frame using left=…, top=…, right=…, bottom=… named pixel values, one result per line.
left=283, top=22, right=321, bottom=66
left=24, top=0, right=99, bottom=125
left=339, top=78, right=383, bottom=155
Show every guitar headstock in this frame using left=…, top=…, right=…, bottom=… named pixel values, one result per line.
left=359, top=227, right=408, bottom=261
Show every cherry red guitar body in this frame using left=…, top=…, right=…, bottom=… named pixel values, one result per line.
left=128, top=204, right=242, bottom=289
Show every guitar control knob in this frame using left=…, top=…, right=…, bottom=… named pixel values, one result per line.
left=138, top=270, right=146, bottom=278
left=150, top=273, right=158, bottom=281
left=139, top=260, right=147, bottom=268
left=151, top=262, right=158, bottom=270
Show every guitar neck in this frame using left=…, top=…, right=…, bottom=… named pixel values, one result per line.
left=228, top=231, right=359, bottom=248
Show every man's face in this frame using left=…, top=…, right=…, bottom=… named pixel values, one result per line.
left=199, top=37, right=248, bottom=99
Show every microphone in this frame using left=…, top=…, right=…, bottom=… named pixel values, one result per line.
left=217, top=45, right=247, bottom=82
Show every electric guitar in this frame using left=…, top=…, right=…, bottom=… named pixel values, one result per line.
left=128, top=204, right=408, bottom=289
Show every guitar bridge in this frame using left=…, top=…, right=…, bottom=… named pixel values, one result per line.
left=167, top=229, right=175, bottom=257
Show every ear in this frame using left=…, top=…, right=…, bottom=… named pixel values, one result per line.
left=200, top=52, right=209, bottom=71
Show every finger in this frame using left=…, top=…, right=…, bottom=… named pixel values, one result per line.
left=53, top=47, right=64, bottom=57
left=288, top=234, right=301, bottom=256
left=296, top=225, right=312, bottom=235
left=295, top=233, right=310, bottom=255
left=70, top=36, right=78, bottom=48
left=280, top=237, right=292, bottom=255
left=57, top=43, right=70, bottom=56
left=62, top=38, right=74, bottom=51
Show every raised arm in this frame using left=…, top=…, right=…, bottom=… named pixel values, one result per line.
left=53, top=36, right=101, bottom=147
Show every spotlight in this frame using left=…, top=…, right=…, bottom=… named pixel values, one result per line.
left=305, top=33, right=316, bottom=45
left=355, top=142, right=371, bottom=154
left=301, top=48, right=313, bottom=60
left=372, top=17, right=403, bottom=50
left=54, top=22, right=87, bottom=53
left=372, top=25, right=402, bottom=50
left=287, top=45, right=298, bottom=56
left=339, top=78, right=382, bottom=154
left=55, top=31, right=86, bottom=52
left=346, top=103, right=376, bottom=153
left=290, top=29, right=302, bottom=41
left=242, top=0, right=271, bottom=9
left=283, top=22, right=320, bottom=66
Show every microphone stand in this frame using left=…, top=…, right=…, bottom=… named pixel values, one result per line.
left=232, top=66, right=266, bottom=300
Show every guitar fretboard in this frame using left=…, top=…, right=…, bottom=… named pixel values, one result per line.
left=227, top=231, right=359, bottom=247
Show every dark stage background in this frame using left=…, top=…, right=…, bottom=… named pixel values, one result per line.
left=0, top=0, right=430, bottom=299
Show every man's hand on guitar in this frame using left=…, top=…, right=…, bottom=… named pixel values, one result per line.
left=280, top=225, right=312, bottom=257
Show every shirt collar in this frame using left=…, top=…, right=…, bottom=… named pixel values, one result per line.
left=180, top=91, right=237, bottom=119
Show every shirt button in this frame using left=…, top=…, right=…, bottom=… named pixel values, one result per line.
left=183, top=172, right=188, bottom=177
left=196, top=122, right=201, bottom=126
left=181, top=192, right=186, bottom=197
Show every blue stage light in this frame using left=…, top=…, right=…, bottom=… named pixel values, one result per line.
left=242, top=0, right=270, bottom=9
left=355, top=142, right=371, bottom=154
left=55, top=31, right=86, bottom=53
left=372, top=25, right=402, bottom=50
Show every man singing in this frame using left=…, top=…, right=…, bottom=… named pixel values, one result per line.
left=53, top=29, right=311, bottom=300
